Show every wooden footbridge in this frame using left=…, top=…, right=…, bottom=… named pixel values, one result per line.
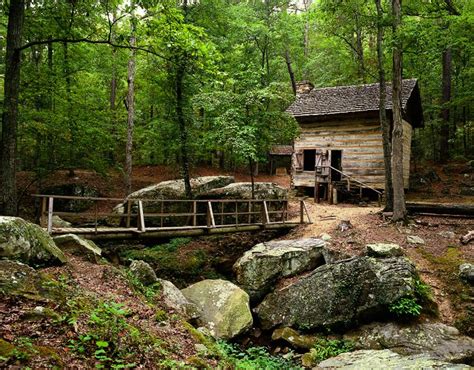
left=32, top=195, right=312, bottom=240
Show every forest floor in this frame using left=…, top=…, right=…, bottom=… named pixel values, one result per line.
left=13, top=160, right=474, bottom=337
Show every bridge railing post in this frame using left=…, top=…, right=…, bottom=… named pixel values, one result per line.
left=206, top=201, right=215, bottom=228
left=47, top=197, right=54, bottom=234
left=126, top=200, right=132, bottom=228
left=137, top=200, right=146, bottom=232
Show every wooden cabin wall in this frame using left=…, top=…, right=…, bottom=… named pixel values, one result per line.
left=292, top=117, right=413, bottom=189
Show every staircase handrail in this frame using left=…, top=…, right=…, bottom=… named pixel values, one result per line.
left=324, top=166, right=383, bottom=196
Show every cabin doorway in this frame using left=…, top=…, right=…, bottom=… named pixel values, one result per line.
left=330, top=150, right=342, bottom=181
left=303, top=149, right=316, bottom=171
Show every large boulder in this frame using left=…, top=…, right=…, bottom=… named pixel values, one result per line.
left=0, top=217, right=67, bottom=267
left=199, top=182, right=287, bottom=200
left=113, top=176, right=235, bottom=227
left=128, top=176, right=235, bottom=200
left=255, top=256, right=418, bottom=330
left=158, top=279, right=199, bottom=319
left=233, top=238, right=326, bottom=301
left=53, top=234, right=101, bottom=260
left=344, top=322, right=474, bottom=364
left=181, top=279, right=253, bottom=339
left=317, top=349, right=468, bottom=369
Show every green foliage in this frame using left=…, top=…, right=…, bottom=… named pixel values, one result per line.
left=67, top=301, right=152, bottom=368
left=217, top=341, right=301, bottom=370
left=389, top=278, right=432, bottom=318
left=389, top=297, right=422, bottom=317
left=309, top=338, right=354, bottom=363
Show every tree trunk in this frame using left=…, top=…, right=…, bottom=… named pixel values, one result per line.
left=391, top=0, right=406, bottom=221
left=285, top=49, right=297, bottom=95
left=175, top=61, right=192, bottom=199
left=109, top=12, right=117, bottom=165
left=439, top=47, right=451, bottom=162
left=375, top=0, right=393, bottom=212
left=0, top=0, right=25, bottom=215
left=125, top=13, right=136, bottom=196
left=249, top=158, right=255, bottom=199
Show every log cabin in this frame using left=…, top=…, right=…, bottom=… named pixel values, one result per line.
left=286, top=79, right=423, bottom=201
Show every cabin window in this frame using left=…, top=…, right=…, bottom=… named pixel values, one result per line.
left=303, top=149, right=316, bottom=171
left=331, top=150, right=342, bottom=181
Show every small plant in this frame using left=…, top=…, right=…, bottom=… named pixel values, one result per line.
left=216, top=341, right=301, bottom=369
left=389, top=297, right=422, bottom=317
left=309, top=339, right=354, bottom=363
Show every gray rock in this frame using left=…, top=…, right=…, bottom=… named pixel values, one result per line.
left=128, top=176, right=235, bottom=200
left=199, top=182, right=287, bottom=200
left=233, top=238, right=326, bottom=300
left=52, top=215, right=71, bottom=228
left=158, top=279, right=199, bottom=319
left=320, top=233, right=332, bottom=241
left=181, top=279, right=253, bottom=339
left=255, top=256, right=418, bottom=330
left=439, top=231, right=456, bottom=239
left=344, top=322, right=474, bottom=364
left=317, top=349, right=469, bottom=369
left=459, top=263, right=474, bottom=284
left=0, top=217, right=67, bottom=267
left=129, top=260, right=158, bottom=286
left=53, top=234, right=101, bottom=260
left=366, top=243, right=403, bottom=258
left=407, top=235, right=425, bottom=245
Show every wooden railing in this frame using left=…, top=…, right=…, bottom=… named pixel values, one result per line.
left=315, top=165, right=383, bottom=205
left=32, top=195, right=312, bottom=234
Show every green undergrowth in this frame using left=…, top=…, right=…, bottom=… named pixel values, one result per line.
left=306, top=338, right=354, bottom=364
left=389, top=278, right=434, bottom=318
left=216, top=341, right=301, bottom=370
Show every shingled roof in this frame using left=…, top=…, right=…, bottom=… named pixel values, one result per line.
left=287, top=79, right=423, bottom=127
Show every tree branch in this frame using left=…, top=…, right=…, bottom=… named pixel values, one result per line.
left=17, top=37, right=170, bottom=61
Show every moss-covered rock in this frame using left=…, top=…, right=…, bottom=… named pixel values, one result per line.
left=0, top=260, right=69, bottom=302
left=271, top=327, right=317, bottom=349
left=318, top=349, right=469, bottom=369
left=181, top=279, right=253, bottom=339
left=344, top=322, right=474, bottom=364
left=0, top=217, right=67, bottom=266
left=129, top=260, right=158, bottom=286
left=256, top=256, right=419, bottom=330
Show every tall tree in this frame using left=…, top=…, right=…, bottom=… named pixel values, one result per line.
left=1, top=0, right=25, bottom=215
left=391, top=0, right=406, bottom=221
left=375, top=0, right=393, bottom=211
left=125, top=7, right=136, bottom=195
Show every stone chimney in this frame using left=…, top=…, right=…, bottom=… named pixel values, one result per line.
left=296, top=81, right=314, bottom=94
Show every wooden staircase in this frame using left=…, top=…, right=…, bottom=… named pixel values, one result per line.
left=314, top=166, right=383, bottom=206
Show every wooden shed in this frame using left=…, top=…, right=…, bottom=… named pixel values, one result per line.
left=287, top=79, right=423, bottom=199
